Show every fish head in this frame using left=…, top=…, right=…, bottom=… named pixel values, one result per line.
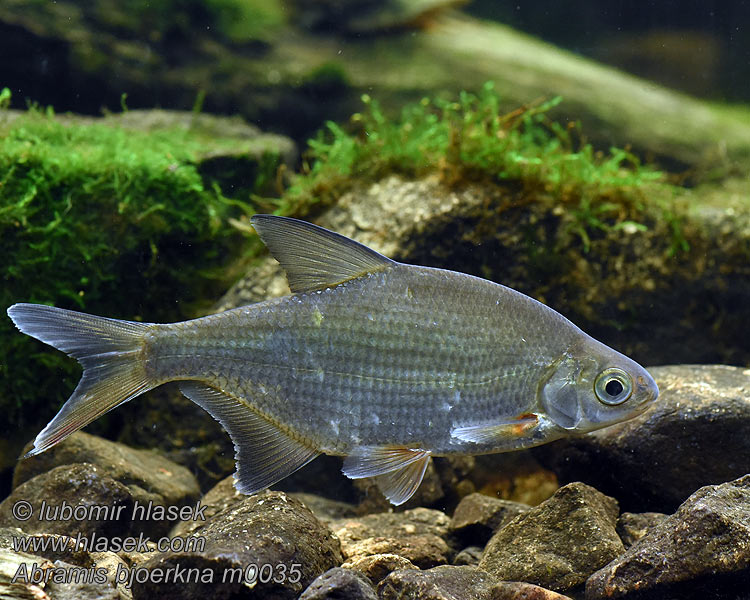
left=539, top=336, right=659, bottom=433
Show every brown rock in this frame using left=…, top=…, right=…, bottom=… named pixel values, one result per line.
left=343, top=534, right=451, bottom=569
left=615, top=512, right=667, bottom=548
left=452, top=545, right=482, bottom=566
left=479, top=482, right=624, bottom=592
left=331, top=507, right=454, bottom=569
left=379, top=565, right=574, bottom=600
left=0, top=463, right=136, bottom=538
left=131, top=491, right=342, bottom=600
left=342, top=553, right=419, bottom=585
left=299, top=566, right=377, bottom=600
left=586, top=475, right=750, bottom=600
left=290, top=493, right=358, bottom=524
left=331, top=507, right=452, bottom=547
left=14, top=431, right=200, bottom=536
left=450, top=493, right=529, bottom=545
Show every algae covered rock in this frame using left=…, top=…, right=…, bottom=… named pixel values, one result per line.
left=0, top=106, right=296, bottom=465
left=3, top=0, right=750, bottom=171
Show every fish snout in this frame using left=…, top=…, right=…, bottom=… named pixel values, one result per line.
left=635, top=372, right=659, bottom=406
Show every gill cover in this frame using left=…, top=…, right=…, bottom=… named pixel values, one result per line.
left=540, top=355, right=583, bottom=430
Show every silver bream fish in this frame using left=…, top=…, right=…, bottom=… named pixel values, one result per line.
left=8, top=215, right=659, bottom=504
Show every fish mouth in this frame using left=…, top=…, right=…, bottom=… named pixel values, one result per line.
left=635, top=374, right=659, bottom=406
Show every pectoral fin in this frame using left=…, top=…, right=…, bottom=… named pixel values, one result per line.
left=179, top=382, right=319, bottom=494
left=451, top=413, right=539, bottom=444
left=250, top=214, right=395, bottom=293
left=342, top=445, right=431, bottom=506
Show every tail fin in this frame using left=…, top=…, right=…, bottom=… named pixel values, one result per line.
left=7, top=303, right=156, bottom=457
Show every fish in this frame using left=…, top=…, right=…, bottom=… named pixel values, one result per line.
left=7, top=215, right=659, bottom=505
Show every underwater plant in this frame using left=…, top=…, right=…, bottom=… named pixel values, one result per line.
left=0, top=93, right=274, bottom=433
left=282, top=82, right=667, bottom=228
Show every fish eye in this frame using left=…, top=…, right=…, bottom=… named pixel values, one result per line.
left=594, top=368, right=632, bottom=405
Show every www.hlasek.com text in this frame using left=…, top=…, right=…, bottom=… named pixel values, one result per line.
left=13, top=530, right=206, bottom=554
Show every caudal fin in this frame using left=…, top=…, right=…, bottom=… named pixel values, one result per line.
left=7, top=303, right=156, bottom=457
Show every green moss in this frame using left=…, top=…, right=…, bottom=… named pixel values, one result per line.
left=282, top=82, right=670, bottom=236
left=206, top=0, right=285, bottom=43
left=303, top=62, right=350, bottom=90
left=88, top=0, right=285, bottom=45
left=0, top=98, right=272, bottom=430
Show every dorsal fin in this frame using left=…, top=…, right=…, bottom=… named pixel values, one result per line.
left=251, top=215, right=395, bottom=293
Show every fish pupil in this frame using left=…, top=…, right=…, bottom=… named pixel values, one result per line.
left=605, top=379, right=624, bottom=397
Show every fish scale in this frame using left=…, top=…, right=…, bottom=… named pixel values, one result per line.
left=7, top=214, right=658, bottom=505
left=144, top=265, right=577, bottom=456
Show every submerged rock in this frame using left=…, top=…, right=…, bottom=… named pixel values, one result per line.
left=331, top=507, right=454, bottom=578
left=170, top=474, right=242, bottom=538
left=452, top=546, right=483, bottom=566
left=0, top=549, right=54, bottom=600
left=536, top=365, right=750, bottom=513
left=291, top=0, right=466, bottom=33
left=299, top=566, right=377, bottom=600
left=343, top=553, right=419, bottom=585
left=450, top=493, right=530, bottom=546
left=289, top=493, right=358, bottom=523
left=342, top=535, right=451, bottom=570
left=0, top=463, right=136, bottom=538
left=39, top=559, right=120, bottom=600
left=379, top=565, right=573, bottom=600
left=4, top=0, right=750, bottom=170
left=14, top=431, right=200, bottom=511
left=10, top=431, right=200, bottom=539
left=479, top=482, right=623, bottom=593
left=615, top=512, right=667, bottom=548
left=131, top=491, right=342, bottom=600
left=331, top=507, right=452, bottom=548
left=0, top=526, right=134, bottom=598
left=171, top=474, right=357, bottom=540
left=586, top=474, right=750, bottom=600
left=0, top=527, right=87, bottom=564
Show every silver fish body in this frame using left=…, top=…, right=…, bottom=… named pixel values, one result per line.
left=8, top=215, right=659, bottom=504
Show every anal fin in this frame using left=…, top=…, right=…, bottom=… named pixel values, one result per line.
left=342, top=445, right=431, bottom=506
left=179, top=382, right=319, bottom=494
